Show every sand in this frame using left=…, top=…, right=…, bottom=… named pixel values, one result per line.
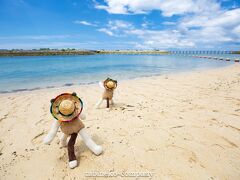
left=0, top=64, right=240, bottom=180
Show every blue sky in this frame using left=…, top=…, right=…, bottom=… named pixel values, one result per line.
left=0, top=0, right=239, bottom=50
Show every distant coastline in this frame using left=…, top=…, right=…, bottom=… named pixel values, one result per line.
left=0, top=49, right=239, bottom=57
left=0, top=49, right=169, bottom=57
left=0, top=49, right=96, bottom=56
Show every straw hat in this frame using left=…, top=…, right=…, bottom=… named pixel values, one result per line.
left=103, top=78, right=117, bottom=90
left=50, top=92, right=83, bottom=122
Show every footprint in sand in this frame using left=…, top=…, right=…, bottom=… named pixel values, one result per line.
left=230, top=113, right=240, bottom=117
left=7, top=97, right=15, bottom=100
left=0, top=113, right=9, bottom=122
left=219, top=136, right=238, bottom=148
left=225, top=125, right=240, bottom=132
left=167, top=145, right=202, bottom=167
left=211, top=144, right=225, bottom=150
left=35, top=119, right=46, bottom=126
left=31, top=131, right=45, bottom=144
left=24, top=105, right=31, bottom=112
left=188, top=151, right=198, bottom=163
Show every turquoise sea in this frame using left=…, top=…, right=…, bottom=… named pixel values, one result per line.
left=0, top=54, right=239, bottom=93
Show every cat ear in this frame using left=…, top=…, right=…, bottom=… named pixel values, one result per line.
left=72, top=92, right=77, bottom=96
left=50, top=99, right=55, bottom=103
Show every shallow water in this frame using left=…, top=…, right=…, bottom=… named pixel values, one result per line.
left=0, top=54, right=238, bottom=93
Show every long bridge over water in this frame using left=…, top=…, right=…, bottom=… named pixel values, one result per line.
left=169, top=51, right=233, bottom=54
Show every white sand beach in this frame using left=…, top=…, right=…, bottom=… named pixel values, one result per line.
left=0, top=64, right=240, bottom=179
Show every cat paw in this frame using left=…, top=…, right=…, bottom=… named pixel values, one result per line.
left=69, top=160, right=78, bottom=169
left=92, top=145, right=103, bottom=156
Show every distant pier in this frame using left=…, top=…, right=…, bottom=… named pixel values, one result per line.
left=168, top=50, right=239, bottom=63
left=168, top=50, right=233, bottom=54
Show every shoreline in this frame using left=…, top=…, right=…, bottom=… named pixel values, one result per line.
left=0, top=63, right=235, bottom=95
left=0, top=63, right=240, bottom=179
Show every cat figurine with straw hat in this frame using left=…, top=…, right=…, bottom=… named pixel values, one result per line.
left=95, top=78, right=117, bottom=109
left=43, top=92, right=103, bottom=169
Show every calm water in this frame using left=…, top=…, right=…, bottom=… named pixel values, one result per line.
left=0, top=54, right=238, bottom=93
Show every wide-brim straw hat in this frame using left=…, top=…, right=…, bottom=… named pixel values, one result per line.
left=103, top=78, right=117, bottom=90
left=50, top=92, right=83, bottom=122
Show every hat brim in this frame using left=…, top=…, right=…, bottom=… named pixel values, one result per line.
left=103, top=79, right=117, bottom=90
left=50, top=93, right=83, bottom=122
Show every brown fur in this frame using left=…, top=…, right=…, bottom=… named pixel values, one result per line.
left=60, top=118, right=84, bottom=163
left=106, top=98, right=110, bottom=108
left=102, top=89, right=114, bottom=100
left=68, top=133, right=78, bottom=161
left=60, top=118, right=85, bottom=135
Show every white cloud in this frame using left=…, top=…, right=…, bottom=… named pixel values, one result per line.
left=126, top=29, right=195, bottom=49
left=95, top=0, right=240, bottom=49
left=180, top=8, right=240, bottom=28
left=74, top=20, right=96, bottom=26
left=95, top=4, right=129, bottom=14
left=97, top=6, right=240, bottom=49
left=95, top=0, right=221, bottom=17
left=177, top=8, right=240, bottom=46
left=156, top=0, right=195, bottom=16
left=233, top=25, right=240, bottom=36
left=141, top=22, right=148, bottom=28
left=97, top=20, right=196, bottom=48
left=98, top=28, right=114, bottom=36
left=141, top=17, right=151, bottom=28
left=108, top=20, right=133, bottom=30
left=97, top=20, right=133, bottom=36
left=162, top=21, right=176, bottom=26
